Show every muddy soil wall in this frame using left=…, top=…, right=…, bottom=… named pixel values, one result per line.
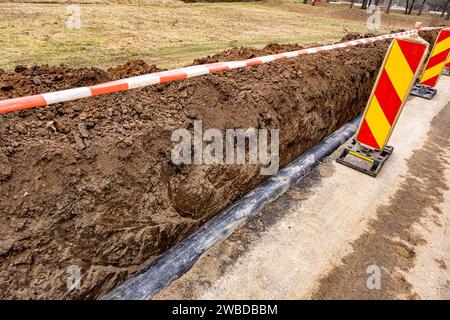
left=0, top=31, right=438, bottom=299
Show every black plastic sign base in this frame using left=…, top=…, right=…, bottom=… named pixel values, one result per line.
left=336, top=139, right=393, bottom=177
left=410, top=83, right=437, bottom=100
left=442, top=67, right=450, bottom=76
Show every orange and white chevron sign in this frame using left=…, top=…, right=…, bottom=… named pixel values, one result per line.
left=356, top=38, right=429, bottom=150
left=420, top=29, right=450, bottom=87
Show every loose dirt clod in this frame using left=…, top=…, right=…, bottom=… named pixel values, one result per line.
left=0, top=31, right=438, bottom=299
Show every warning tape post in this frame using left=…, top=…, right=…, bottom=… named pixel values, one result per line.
left=337, top=37, right=429, bottom=177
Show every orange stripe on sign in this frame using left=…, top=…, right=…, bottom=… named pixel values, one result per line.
left=0, top=95, right=47, bottom=113
left=90, top=81, right=129, bottom=96
left=159, top=71, right=188, bottom=83
left=244, top=59, right=263, bottom=66
left=207, top=63, right=230, bottom=73
left=273, top=53, right=288, bottom=60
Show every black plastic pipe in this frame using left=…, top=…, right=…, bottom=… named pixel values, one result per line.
left=102, top=115, right=361, bottom=300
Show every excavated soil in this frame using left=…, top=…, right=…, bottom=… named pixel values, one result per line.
left=193, top=43, right=305, bottom=64
left=0, top=31, right=438, bottom=299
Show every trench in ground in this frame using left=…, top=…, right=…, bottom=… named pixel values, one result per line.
left=0, top=30, right=439, bottom=299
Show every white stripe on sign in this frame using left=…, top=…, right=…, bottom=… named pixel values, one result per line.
left=183, top=66, right=210, bottom=77
left=304, top=48, right=319, bottom=54
left=283, top=51, right=299, bottom=58
left=127, top=74, right=161, bottom=89
left=321, top=45, right=336, bottom=51
left=259, top=55, right=276, bottom=63
left=42, top=87, right=92, bottom=104
left=224, top=61, right=249, bottom=69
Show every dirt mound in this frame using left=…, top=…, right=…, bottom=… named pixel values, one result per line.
left=340, top=32, right=377, bottom=42
left=418, top=29, right=439, bottom=47
left=0, top=61, right=163, bottom=101
left=193, top=43, right=304, bottom=64
left=0, top=30, right=438, bottom=299
left=107, top=60, right=162, bottom=79
left=0, top=65, right=112, bottom=99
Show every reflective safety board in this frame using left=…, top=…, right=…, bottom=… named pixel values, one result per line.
left=443, top=53, right=450, bottom=75
left=356, top=38, right=429, bottom=150
left=420, top=29, right=450, bottom=87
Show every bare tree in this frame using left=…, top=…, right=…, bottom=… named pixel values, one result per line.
left=442, top=0, right=450, bottom=16
left=408, top=0, right=416, bottom=14
left=350, top=0, right=355, bottom=8
left=386, top=0, right=393, bottom=13
left=418, top=0, right=427, bottom=15
left=361, top=0, right=369, bottom=9
left=405, top=0, right=410, bottom=14
left=428, top=0, right=448, bottom=11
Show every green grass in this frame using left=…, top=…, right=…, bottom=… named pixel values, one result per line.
left=0, top=1, right=440, bottom=70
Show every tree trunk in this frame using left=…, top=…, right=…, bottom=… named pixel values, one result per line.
left=441, top=0, right=450, bottom=17
left=303, top=0, right=308, bottom=4
left=418, top=0, right=426, bottom=15
left=408, top=0, right=416, bottom=14
left=312, top=0, right=317, bottom=6
left=350, top=0, right=355, bottom=8
left=386, top=0, right=393, bottom=13
left=361, top=0, right=368, bottom=10
left=405, top=0, right=410, bottom=14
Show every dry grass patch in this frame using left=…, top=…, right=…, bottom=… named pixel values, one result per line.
left=0, top=1, right=442, bottom=70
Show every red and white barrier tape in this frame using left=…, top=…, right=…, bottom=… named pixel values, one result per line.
left=0, top=28, right=442, bottom=114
